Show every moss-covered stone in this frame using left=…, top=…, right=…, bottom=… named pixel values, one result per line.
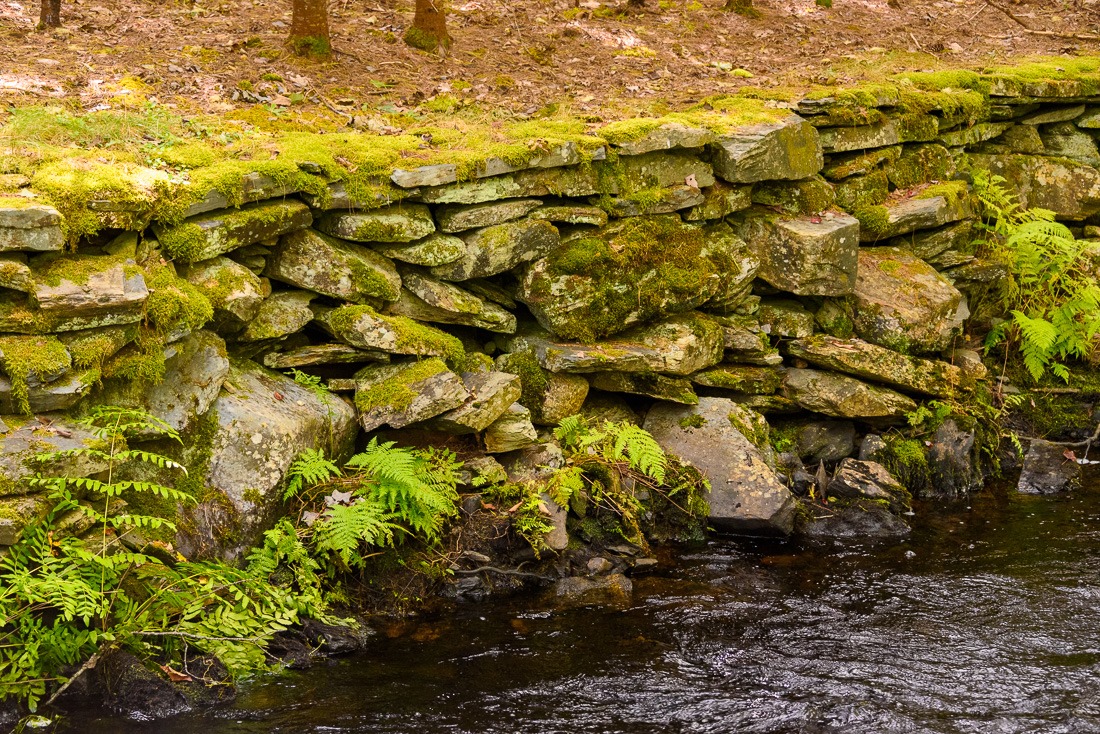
left=317, top=203, right=435, bottom=243
left=264, top=227, right=401, bottom=303
left=155, top=199, right=312, bottom=263
left=751, top=176, right=835, bottom=215
left=320, top=303, right=465, bottom=363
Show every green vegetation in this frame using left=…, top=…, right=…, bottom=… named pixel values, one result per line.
left=0, top=335, right=71, bottom=414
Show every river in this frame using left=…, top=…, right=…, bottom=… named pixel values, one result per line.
left=71, top=471, right=1100, bottom=734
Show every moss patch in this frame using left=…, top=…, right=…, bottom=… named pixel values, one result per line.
left=355, top=358, right=449, bottom=413
left=0, top=335, right=71, bottom=414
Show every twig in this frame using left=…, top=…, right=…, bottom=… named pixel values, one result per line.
left=43, top=644, right=112, bottom=708
left=1019, top=421, right=1100, bottom=449
left=984, top=0, right=1100, bottom=40
left=909, top=32, right=925, bottom=54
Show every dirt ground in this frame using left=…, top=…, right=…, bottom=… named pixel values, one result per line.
left=1, top=0, right=1100, bottom=121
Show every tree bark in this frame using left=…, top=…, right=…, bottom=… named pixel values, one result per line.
left=288, top=0, right=331, bottom=56
left=405, top=0, right=451, bottom=53
left=38, top=0, right=61, bottom=28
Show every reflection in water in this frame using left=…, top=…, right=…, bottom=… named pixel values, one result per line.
left=70, top=475, right=1100, bottom=734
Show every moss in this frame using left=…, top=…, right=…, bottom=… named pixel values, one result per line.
left=678, top=414, right=705, bottom=429
left=853, top=204, right=891, bottom=237
left=356, top=358, right=449, bottom=413
left=328, top=305, right=465, bottom=365
left=885, top=144, right=954, bottom=190
left=500, top=349, right=550, bottom=422
left=878, top=437, right=931, bottom=495
left=822, top=145, right=902, bottom=180
left=102, top=335, right=169, bottom=385
left=598, top=104, right=787, bottom=144
left=456, top=351, right=494, bottom=373
left=916, top=179, right=970, bottom=207
left=0, top=335, right=71, bottom=414
left=30, top=252, right=130, bottom=288
left=833, top=170, right=889, bottom=211
left=769, top=424, right=797, bottom=454
left=61, top=324, right=139, bottom=371
left=752, top=177, right=835, bottom=214
left=156, top=222, right=209, bottom=262
left=143, top=263, right=214, bottom=336
left=727, top=408, right=769, bottom=452
left=403, top=26, right=451, bottom=54
left=289, top=35, right=332, bottom=57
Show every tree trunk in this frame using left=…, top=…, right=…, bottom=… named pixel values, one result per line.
left=38, top=0, right=61, bottom=28
left=405, top=0, right=451, bottom=54
left=288, top=0, right=331, bottom=57
left=723, top=0, right=759, bottom=17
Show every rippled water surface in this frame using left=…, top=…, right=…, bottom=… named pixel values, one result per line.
left=76, top=475, right=1100, bottom=734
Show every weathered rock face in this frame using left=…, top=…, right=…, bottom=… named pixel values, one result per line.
left=355, top=359, right=469, bottom=431
left=644, top=398, right=797, bottom=535
left=264, top=228, right=401, bottom=303
left=828, top=459, right=911, bottom=513
left=518, top=216, right=757, bottom=340
left=0, top=199, right=64, bottom=252
left=1018, top=439, right=1082, bottom=494
left=969, top=153, right=1100, bottom=220
left=927, top=419, right=982, bottom=498
left=387, top=270, right=516, bottom=333
left=483, top=403, right=539, bottom=453
left=430, top=218, right=560, bottom=281
left=781, top=368, right=917, bottom=420
left=182, top=256, right=267, bottom=332
left=181, top=360, right=358, bottom=559
left=156, top=200, right=312, bottom=263
left=316, top=203, right=435, bottom=243
left=238, top=291, right=315, bottom=342
left=316, top=304, right=462, bottom=359
left=372, top=233, right=466, bottom=267
left=735, top=211, right=859, bottom=296
left=711, top=114, right=824, bottom=183
left=776, top=419, right=856, bottom=463
left=588, top=371, right=698, bottom=404
left=436, top=199, right=542, bottom=232
left=849, top=247, right=967, bottom=354
left=431, top=371, right=522, bottom=434
left=786, top=335, right=965, bottom=397
left=30, top=256, right=149, bottom=327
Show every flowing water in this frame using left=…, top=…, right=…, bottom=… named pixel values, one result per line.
left=72, top=474, right=1100, bottom=734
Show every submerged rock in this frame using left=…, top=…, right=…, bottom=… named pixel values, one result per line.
left=1018, top=439, right=1081, bottom=494
left=643, top=397, right=797, bottom=535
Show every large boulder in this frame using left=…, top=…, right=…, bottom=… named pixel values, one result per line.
left=518, top=216, right=757, bottom=341
left=849, top=247, right=967, bottom=354
left=264, top=228, right=401, bottom=303
left=643, top=397, right=797, bottom=535
left=734, top=210, right=859, bottom=297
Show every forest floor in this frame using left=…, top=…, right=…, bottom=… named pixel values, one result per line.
left=1, top=0, right=1100, bottom=125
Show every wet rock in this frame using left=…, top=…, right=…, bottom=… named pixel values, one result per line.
left=182, top=256, right=267, bottom=332
left=429, top=218, right=560, bottom=282
left=829, top=458, right=911, bottom=511
left=301, top=618, right=369, bottom=655
left=316, top=203, right=435, bottom=243
left=484, top=403, right=539, bottom=453
left=239, top=291, right=315, bottom=342
left=264, top=228, right=402, bottom=303
left=504, top=313, right=724, bottom=376
left=799, top=499, right=911, bottom=540
left=553, top=573, right=633, bottom=605
left=94, top=650, right=192, bottom=721
left=711, top=114, right=823, bottom=183
left=541, top=492, right=569, bottom=551
left=372, top=232, right=466, bottom=267
left=1017, top=439, right=1081, bottom=494
left=927, top=419, right=982, bottom=497
left=589, top=371, right=697, bottom=404
left=778, top=419, right=856, bottom=463
left=0, top=199, right=63, bottom=252
left=387, top=270, right=516, bottom=333
left=782, top=368, right=917, bottom=420
left=155, top=200, right=312, bottom=263
left=432, top=371, right=522, bottom=434
left=786, top=335, right=966, bottom=398
left=587, top=556, right=614, bottom=574
left=644, top=397, right=797, bottom=535
left=850, top=247, right=967, bottom=354
left=735, top=210, right=859, bottom=297
left=354, top=359, right=469, bottom=432
left=436, top=198, right=543, bottom=232
left=519, top=216, right=756, bottom=340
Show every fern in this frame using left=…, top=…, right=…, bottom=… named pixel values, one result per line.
left=284, top=448, right=340, bottom=501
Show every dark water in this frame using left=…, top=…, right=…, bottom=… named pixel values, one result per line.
left=73, top=475, right=1100, bottom=734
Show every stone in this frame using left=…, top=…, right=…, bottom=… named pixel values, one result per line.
left=690, top=364, right=782, bottom=394
left=821, top=146, right=902, bottom=180
left=860, top=189, right=974, bottom=243
left=264, top=228, right=401, bottom=303
left=927, top=419, right=982, bottom=498
left=829, top=458, right=910, bottom=510
left=888, top=220, right=974, bottom=262
left=711, top=114, right=823, bottom=183
left=1020, top=104, right=1086, bottom=125
left=436, top=199, right=542, bottom=232
left=683, top=181, right=754, bottom=221
left=182, top=360, right=358, bottom=559
left=0, top=199, right=63, bottom=253
left=239, top=291, right=315, bottom=342
left=530, top=202, right=609, bottom=227
left=154, top=200, right=312, bottom=263
left=98, top=331, right=229, bottom=437
left=391, top=164, right=457, bottom=188
left=884, top=144, right=956, bottom=190
left=29, top=258, right=149, bottom=327
left=605, top=121, right=717, bottom=155
left=968, top=153, right=1100, bottom=220
left=580, top=393, right=641, bottom=425
left=1039, top=122, right=1100, bottom=167
left=460, top=456, right=508, bottom=488
left=949, top=348, right=988, bottom=382
left=833, top=171, right=889, bottom=211
left=495, top=352, right=589, bottom=426
left=540, top=492, right=569, bottom=551
left=757, top=299, right=814, bottom=338
left=182, top=257, right=266, bottom=331
left=818, top=114, right=939, bottom=153
left=518, top=217, right=757, bottom=341
left=262, top=343, right=390, bottom=369
left=0, top=417, right=110, bottom=500
left=786, top=335, right=966, bottom=398
left=643, top=397, right=797, bottom=535
left=299, top=179, right=417, bottom=211
left=372, top=233, right=466, bottom=267
left=781, top=368, right=917, bottom=419
left=596, top=185, right=706, bottom=217
left=735, top=210, right=859, bottom=297
left=799, top=499, right=910, bottom=540
left=0, top=370, right=96, bottom=413
left=315, top=305, right=461, bottom=358
left=937, top=121, right=1012, bottom=147
left=498, top=440, right=566, bottom=484
left=183, top=172, right=302, bottom=218
left=751, top=176, right=836, bottom=215
left=1076, top=107, right=1100, bottom=128
left=503, top=313, right=724, bottom=376
left=429, top=218, right=560, bottom=282
left=0, top=495, right=55, bottom=545
left=386, top=270, right=516, bottom=333
left=483, top=403, right=538, bottom=453
left=0, top=254, right=32, bottom=293
left=989, top=123, right=1046, bottom=154
left=431, top=371, right=522, bottom=434
left=316, top=203, right=434, bottom=243
left=588, top=372, right=698, bottom=404
left=354, top=359, right=469, bottom=432
left=710, top=315, right=783, bottom=366
left=552, top=573, right=632, bottom=605
left=850, top=247, right=967, bottom=354
left=1017, top=439, right=1081, bottom=494
left=776, top=419, right=856, bottom=463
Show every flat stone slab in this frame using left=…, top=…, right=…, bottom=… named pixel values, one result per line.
left=644, top=397, right=797, bottom=535
left=316, top=203, right=435, bottom=243
left=504, top=313, right=724, bottom=376
left=605, top=121, right=718, bottom=156
left=1020, top=104, right=1086, bottom=125
left=0, top=417, right=110, bottom=499
left=595, top=185, right=705, bottom=218
left=819, top=114, right=939, bottom=153
left=0, top=199, right=63, bottom=253
left=860, top=191, right=974, bottom=242
left=386, top=270, right=516, bottom=334
left=787, top=334, right=966, bottom=398
left=155, top=200, right=312, bottom=263
left=183, top=172, right=302, bottom=218
left=530, top=202, right=609, bottom=227
left=316, top=305, right=462, bottom=358
left=262, top=343, right=390, bottom=369
left=265, top=228, right=401, bottom=303
left=30, top=259, right=149, bottom=323
left=355, top=359, right=469, bottom=432
left=588, top=371, right=698, bottom=404
left=436, top=199, right=543, bottom=233
left=432, top=371, right=522, bottom=434
left=712, top=114, right=823, bottom=183
left=0, top=370, right=95, bottom=414
left=239, top=291, right=315, bottom=342
left=690, top=364, right=783, bottom=394
left=781, top=368, right=917, bottom=419
left=737, top=210, right=859, bottom=297
left=372, top=233, right=466, bottom=267
left=430, top=218, right=560, bottom=281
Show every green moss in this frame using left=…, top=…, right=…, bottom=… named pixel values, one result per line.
left=156, top=222, right=209, bottom=262
left=598, top=104, right=787, bottom=144
left=456, top=351, right=494, bottom=373
left=30, top=252, right=129, bottom=288
left=500, top=349, right=550, bottom=422
left=769, top=424, right=797, bottom=454
left=102, top=335, right=169, bottom=385
left=878, top=437, right=931, bottom=495
left=727, top=408, right=769, bottom=452
left=143, top=263, right=214, bottom=336
left=822, top=145, right=902, bottom=180
left=752, top=177, right=835, bottom=214
left=678, top=414, right=705, bottom=429
left=885, top=144, right=954, bottom=190
left=403, top=26, right=450, bottom=53
left=289, top=35, right=332, bottom=57
left=853, top=204, right=891, bottom=237
left=328, top=305, right=465, bottom=365
left=834, top=170, right=889, bottom=211
left=0, top=335, right=71, bottom=414
left=356, top=358, right=449, bottom=413
left=916, top=179, right=970, bottom=207
left=60, top=324, right=139, bottom=371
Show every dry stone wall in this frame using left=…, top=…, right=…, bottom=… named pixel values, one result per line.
left=3, top=66, right=1100, bottom=555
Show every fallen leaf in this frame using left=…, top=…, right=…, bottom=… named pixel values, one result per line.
left=159, top=664, right=192, bottom=683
